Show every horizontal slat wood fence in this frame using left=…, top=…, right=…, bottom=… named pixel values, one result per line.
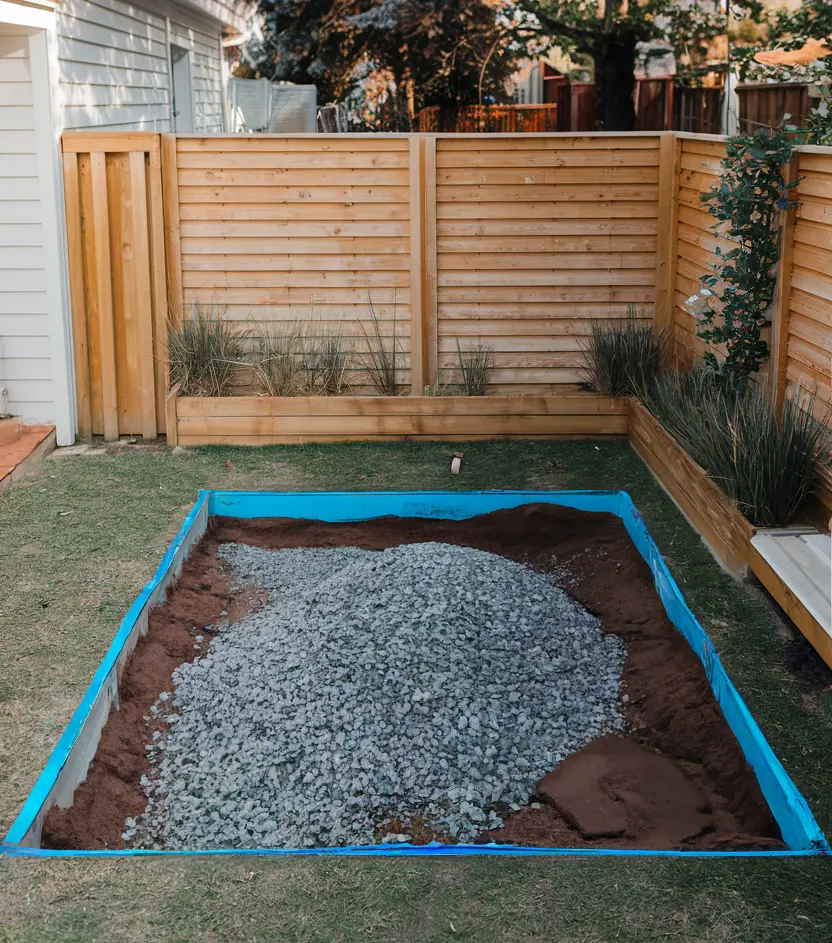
left=171, top=133, right=417, bottom=394
left=60, top=131, right=832, bottom=452
left=434, top=134, right=661, bottom=392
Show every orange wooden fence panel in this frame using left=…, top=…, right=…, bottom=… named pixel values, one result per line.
left=172, top=133, right=416, bottom=394
left=434, top=134, right=662, bottom=392
left=62, top=133, right=168, bottom=440
left=670, top=136, right=730, bottom=369
left=785, top=148, right=832, bottom=418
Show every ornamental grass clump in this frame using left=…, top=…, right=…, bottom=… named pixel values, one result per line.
left=582, top=306, right=666, bottom=398
left=302, top=325, right=349, bottom=396
left=456, top=340, right=493, bottom=396
left=359, top=296, right=399, bottom=396
left=643, top=367, right=832, bottom=527
left=168, top=301, right=246, bottom=397
left=252, top=321, right=305, bottom=396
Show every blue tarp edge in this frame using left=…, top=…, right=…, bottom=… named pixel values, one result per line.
left=2, top=492, right=210, bottom=847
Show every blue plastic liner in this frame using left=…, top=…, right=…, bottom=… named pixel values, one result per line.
left=3, top=489, right=828, bottom=858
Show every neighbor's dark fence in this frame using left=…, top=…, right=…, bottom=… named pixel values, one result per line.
left=736, top=82, right=811, bottom=133
left=674, top=85, right=723, bottom=134
left=635, top=78, right=723, bottom=134
left=418, top=104, right=559, bottom=133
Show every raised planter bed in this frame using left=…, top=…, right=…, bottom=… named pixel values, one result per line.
left=628, top=400, right=755, bottom=578
left=166, top=393, right=629, bottom=446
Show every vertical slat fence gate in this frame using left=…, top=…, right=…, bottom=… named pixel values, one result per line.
left=62, top=132, right=168, bottom=440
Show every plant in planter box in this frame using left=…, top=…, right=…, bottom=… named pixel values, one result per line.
left=359, top=296, right=399, bottom=396
left=168, top=301, right=246, bottom=397
left=643, top=366, right=832, bottom=527
left=251, top=321, right=306, bottom=397
left=456, top=340, right=493, bottom=396
left=581, top=306, right=666, bottom=398
left=302, top=325, right=349, bottom=396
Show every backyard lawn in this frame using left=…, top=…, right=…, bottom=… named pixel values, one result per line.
left=1, top=439, right=831, bottom=942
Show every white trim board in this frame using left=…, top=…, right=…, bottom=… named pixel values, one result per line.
left=29, top=28, right=75, bottom=444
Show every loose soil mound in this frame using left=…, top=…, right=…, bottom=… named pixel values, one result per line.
left=43, top=504, right=783, bottom=851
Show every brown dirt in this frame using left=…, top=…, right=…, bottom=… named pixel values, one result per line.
left=42, top=504, right=783, bottom=851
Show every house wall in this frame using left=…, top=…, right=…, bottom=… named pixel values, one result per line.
left=0, top=31, right=53, bottom=422
left=56, top=0, right=225, bottom=132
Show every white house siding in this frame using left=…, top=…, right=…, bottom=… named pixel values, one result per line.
left=0, top=32, right=53, bottom=423
left=56, top=0, right=225, bottom=132
left=168, top=12, right=224, bottom=132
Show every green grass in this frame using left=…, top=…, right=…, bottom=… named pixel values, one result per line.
left=1, top=440, right=831, bottom=942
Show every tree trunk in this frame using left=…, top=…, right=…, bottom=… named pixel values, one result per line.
left=594, top=35, right=637, bottom=131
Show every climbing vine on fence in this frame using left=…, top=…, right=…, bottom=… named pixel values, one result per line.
left=696, top=128, right=800, bottom=385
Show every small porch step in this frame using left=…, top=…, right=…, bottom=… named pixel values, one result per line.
left=0, top=424, right=56, bottom=491
left=748, top=528, right=832, bottom=670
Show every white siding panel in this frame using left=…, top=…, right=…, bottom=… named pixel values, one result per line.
left=0, top=178, right=40, bottom=200
left=0, top=201, right=42, bottom=224
left=0, top=335, right=51, bottom=359
left=0, top=82, right=33, bottom=106
left=0, top=130, right=38, bottom=153
left=56, top=0, right=226, bottom=133
left=0, top=314, right=50, bottom=336
left=0, top=295, right=49, bottom=316
left=0, top=55, right=30, bottom=83
left=0, top=246, right=45, bottom=268
left=0, top=105, right=35, bottom=129
left=0, top=153, right=39, bottom=175
left=62, top=102, right=169, bottom=129
left=0, top=224, right=43, bottom=245
left=0, top=356, right=52, bottom=380
left=0, top=34, right=53, bottom=424
left=57, top=0, right=171, bottom=131
left=169, top=14, right=224, bottom=132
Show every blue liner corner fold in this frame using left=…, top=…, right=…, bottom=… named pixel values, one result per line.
left=2, top=489, right=828, bottom=858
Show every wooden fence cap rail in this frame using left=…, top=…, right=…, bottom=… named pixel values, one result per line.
left=62, top=131, right=158, bottom=153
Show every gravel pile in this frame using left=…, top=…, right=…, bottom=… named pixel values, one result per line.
left=131, top=542, right=625, bottom=849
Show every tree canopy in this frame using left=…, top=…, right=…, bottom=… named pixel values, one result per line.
left=249, top=1, right=827, bottom=131
left=249, top=0, right=526, bottom=123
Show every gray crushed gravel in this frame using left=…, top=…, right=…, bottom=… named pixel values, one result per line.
left=131, top=542, right=625, bottom=849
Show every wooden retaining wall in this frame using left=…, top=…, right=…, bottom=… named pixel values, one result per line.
left=169, top=393, right=629, bottom=446
left=629, top=400, right=755, bottom=576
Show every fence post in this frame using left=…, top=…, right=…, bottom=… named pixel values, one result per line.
left=61, top=149, right=92, bottom=439
left=424, top=136, right=438, bottom=390
left=769, top=152, right=798, bottom=411
left=147, top=135, right=169, bottom=433
left=409, top=135, right=428, bottom=394
left=654, top=132, right=679, bottom=341
left=89, top=151, right=119, bottom=442
left=160, top=134, right=183, bottom=323
left=128, top=150, right=157, bottom=441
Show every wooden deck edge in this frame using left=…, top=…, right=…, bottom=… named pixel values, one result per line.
left=746, top=542, right=832, bottom=671
left=0, top=429, right=57, bottom=492
left=627, top=400, right=753, bottom=577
